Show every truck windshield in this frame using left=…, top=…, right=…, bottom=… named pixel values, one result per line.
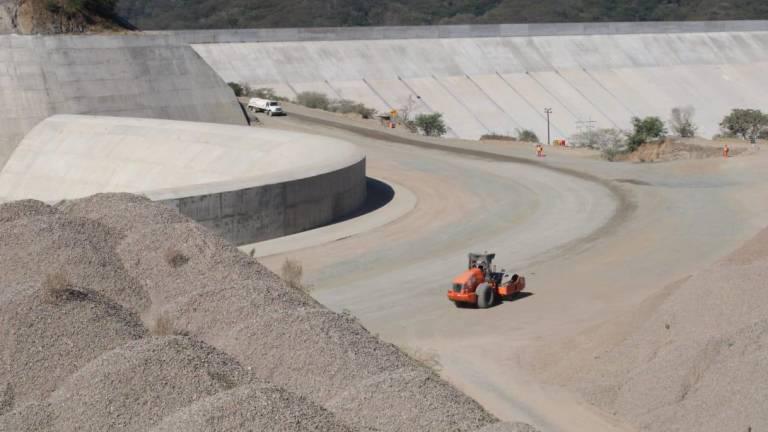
left=269, top=102, right=279, bottom=106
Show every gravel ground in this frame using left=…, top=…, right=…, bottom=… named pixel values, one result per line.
left=70, top=194, right=499, bottom=431
left=151, top=383, right=353, bottom=432
left=477, top=422, right=542, bottom=432
left=0, top=288, right=146, bottom=408
left=0, top=194, right=521, bottom=431
left=574, top=227, right=768, bottom=431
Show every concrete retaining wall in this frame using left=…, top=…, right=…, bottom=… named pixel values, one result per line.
left=0, top=115, right=367, bottom=245
left=0, top=35, right=246, bottom=168
left=164, top=158, right=366, bottom=245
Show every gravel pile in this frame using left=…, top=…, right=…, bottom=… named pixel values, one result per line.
left=46, top=336, right=251, bottom=431
left=0, top=202, right=150, bottom=311
left=0, top=287, right=146, bottom=408
left=0, top=194, right=523, bottom=431
left=72, top=194, right=497, bottom=431
left=151, top=383, right=352, bottom=432
left=576, top=227, right=768, bottom=431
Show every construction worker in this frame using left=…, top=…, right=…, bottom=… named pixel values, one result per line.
left=536, top=144, right=544, bottom=157
left=723, top=143, right=729, bottom=158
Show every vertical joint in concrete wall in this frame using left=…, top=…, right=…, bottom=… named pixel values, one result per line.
left=362, top=78, right=393, bottom=111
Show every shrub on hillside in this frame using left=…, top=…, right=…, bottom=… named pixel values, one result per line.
left=328, top=99, right=377, bottom=119
left=480, top=133, right=517, bottom=141
left=570, top=128, right=627, bottom=151
left=295, top=91, right=331, bottom=110
left=515, top=128, right=539, bottom=143
left=227, top=82, right=249, bottom=97
left=251, top=87, right=289, bottom=101
left=627, top=116, right=666, bottom=151
left=414, top=113, right=447, bottom=137
left=60, top=0, right=117, bottom=14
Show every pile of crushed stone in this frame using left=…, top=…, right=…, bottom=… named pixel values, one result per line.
left=0, top=194, right=535, bottom=431
left=151, top=383, right=353, bottom=432
left=573, top=227, right=768, bottom=431
left=0, top=287, right=146, bottom=408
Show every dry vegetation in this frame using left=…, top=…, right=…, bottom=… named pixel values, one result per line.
left=164, top=248, right=190, bottom=268
left=41, top=272, right=86, bottom=304
left=281, top=258, right=308, bottom=292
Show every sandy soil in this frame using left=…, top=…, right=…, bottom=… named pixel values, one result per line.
left=254, top=105, right=768, bottom=432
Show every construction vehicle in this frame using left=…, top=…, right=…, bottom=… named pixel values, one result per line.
left=447, top=253, right=526, bottom=308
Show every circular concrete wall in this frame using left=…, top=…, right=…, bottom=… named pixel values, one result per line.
left=0, top=115, right=367, bottom=245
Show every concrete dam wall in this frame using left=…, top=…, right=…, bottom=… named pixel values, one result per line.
left=0, top=34, right=246, bottom=168
left=189, top=21, right=768, bottom=141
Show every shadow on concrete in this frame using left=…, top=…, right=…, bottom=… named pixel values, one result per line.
left=501, top=291, right=534, bottom=304
left=332, top=177, right=395, bottom=224
left=454, top=292, right=534, bottom=310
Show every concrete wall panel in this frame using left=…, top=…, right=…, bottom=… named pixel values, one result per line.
left=0, top=35, right=246, bottom=169
left=470, top=74, right=549, bottom=141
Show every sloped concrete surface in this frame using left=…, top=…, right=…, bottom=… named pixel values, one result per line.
left=189, top=22, right=768, bottom=141
left=0, top=115, right=367, bottom=244
left=0, top=34, right=245, bottom=168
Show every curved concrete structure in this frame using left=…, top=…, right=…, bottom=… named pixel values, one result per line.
left=0, top=115, right=366, bottom=244
left=0, top=34, right=246, bottom=169
left=187, top=21, right=768, bottom=141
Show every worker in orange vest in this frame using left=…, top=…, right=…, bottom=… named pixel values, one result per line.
left=723, top=143, right=729, bottom=158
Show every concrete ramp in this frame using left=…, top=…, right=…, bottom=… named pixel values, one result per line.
left=189, top=22, right=768, bottom=141
left=0, top=35, right=245, bottom=168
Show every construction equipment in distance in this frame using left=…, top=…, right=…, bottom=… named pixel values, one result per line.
left=447, top=253, right=526, bottom=308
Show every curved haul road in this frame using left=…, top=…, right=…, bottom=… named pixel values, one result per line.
left=257, top=110, right=768, bottom=432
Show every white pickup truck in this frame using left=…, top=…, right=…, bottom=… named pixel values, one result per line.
left=247, top=98, right=286, bottom=116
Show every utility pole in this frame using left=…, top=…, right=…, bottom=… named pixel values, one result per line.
left=544, top=108, right=553, bottom=145
left=576, top=118, right=597, bottom=146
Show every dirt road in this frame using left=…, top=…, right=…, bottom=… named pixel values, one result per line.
left=255, top=109, right=768, bottom=431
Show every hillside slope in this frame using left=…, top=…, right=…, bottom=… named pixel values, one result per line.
left=0, top=0, right=132, bottom=34
left=117, top=0, right=768, bottom=30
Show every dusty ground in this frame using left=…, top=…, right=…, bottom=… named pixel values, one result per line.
left=254, top=105, right=768, bottom=432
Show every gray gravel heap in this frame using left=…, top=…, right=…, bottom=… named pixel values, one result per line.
left=151, top=383, right=353, bottom=432
left=576, top=227, right=768, bottom=432
left=0, top=194, right=529, bottom=432
left=69, top=194, right=497, bottom=431
left=0, top=287, right=146, bottom=409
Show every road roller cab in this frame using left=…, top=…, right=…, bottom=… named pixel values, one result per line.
left=447, top=253, right=526, bottom=308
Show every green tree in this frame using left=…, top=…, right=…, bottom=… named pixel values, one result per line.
left=720, top=109, right=768, bottom=144
left=414, top=113, right=447, bottom=137
left=515, top=128, right=539, bottom=143
left=627, top=116, right=666, bottom=151
left=227, top=82, right=245, bottom=97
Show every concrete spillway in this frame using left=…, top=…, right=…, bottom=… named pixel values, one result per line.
left=187, top=21, right=768, bottom=141
left=0, top=34, right=246, bottom=168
